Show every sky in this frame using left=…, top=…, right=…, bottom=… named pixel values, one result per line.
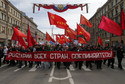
left=9, top=0, right=108, bottom=35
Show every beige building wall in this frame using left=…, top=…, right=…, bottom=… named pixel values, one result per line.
left=36, top=29, right=45, bottom=43
left=0, top=0, right=45, bottom=46
left=0, top=0, right=22, bottom=46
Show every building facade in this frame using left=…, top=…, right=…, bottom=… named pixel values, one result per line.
left=0, top=0, right=45, bottom=46
left=36, top=29, right=46, bottom=43
left=82, top=0, right=125, bottom=47
left=0, top=0, right=22, bottom=46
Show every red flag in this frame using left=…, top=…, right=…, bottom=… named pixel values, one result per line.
left=27, top=25, right=37, bottom=47
left=56, top=35, right=61, bottom=43
left=18, top=36, right=27, bottom=49
left=65, top=27, right=77, bottom=39
left=121, top=9, right=125, bottom=30
left=77, top=24, right=91, bottom=42
left=48, top=12, right=69, bottom=29
left=48, top=12, right=55, bottom=25
left=58, top=35, right=65, bottom=44
left=46, top=32, right=55, bottom=43
left=11, top=27, right=27, bottom=49
left=98, top=36, right=103, bottom=46
left=27, top=25, right=33, bottom=47
left=98, top=16, right=123, bottom=36
left=79, top=37, right=87, bottom=44
left=11, top=27, right=27, bottom=41
left=65, top=37, right=70, bottom=43
left=13, top=27, right=27, bottom=37
left=11, top=32, right=18, bottom=41
left=80, top=14, right=92, bottom=28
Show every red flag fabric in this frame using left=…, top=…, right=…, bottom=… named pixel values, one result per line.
left=80, top=14, right=92, bottom=28
left=11, top=27, right=27, bottom=41
left=98, top=16, right=123, bottom=36
left=48, top=12, right=69, bottom=29
left=65, top=27, right=77, bottom=39
left=63, top=36, right=70, bottom=43
left=31, top=36, right=38, bottom=45
left=18, top=37, right=27, bottom=49
left=46, top=32, right=55, bottom=43
left=27, top=25, right=33, bottom=47
left=11, top=32, right=18, bottom=41
left=58, top=35, right=65, bottom=44
left=48, top=12, right=55, bottom=25
left=98, top=36, right=103, bottom=46
left=77, top=24, right=91, bottom=42
left=62, top=35, right=67, bottom=43
left=121, top=9, right=125, bottom=30
left=13, top=27, right=27, bottom=37
left=11, top=27, right=27, bottom=49
left=56, top=35, right=61, bottom=43
left=27, top=25, right=37, bottom=47
left=79, top=37, right=87, bottom=44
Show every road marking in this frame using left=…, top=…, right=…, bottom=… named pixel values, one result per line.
left=67, top=69, right=74, bottom=84
left=48, top=66, right=55, bottom=82
left=48, top=66, right=74, bottom=84
left=14, top=65, right=25, bottom=72
left=114, top=64, right=125, bottom=70
left=70, top=65, right=75, bottom=71
left=29, top=65, right=37, bottom=72
left=82, top=64, right=91, bottom=71
left=0, top=64, right=8, bottom=69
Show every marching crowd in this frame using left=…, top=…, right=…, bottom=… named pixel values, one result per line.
left=0, top=43, right=125, bottom=70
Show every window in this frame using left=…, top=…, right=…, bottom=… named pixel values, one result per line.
left=108, top=12, right=110, bottom=18
left=3, top=3, right=6, bottom=8
left=112, top=9, right=114, bottom=17
left=16, top=21, right=17, bottom=25
left=9, top=6, right=11, bottom=12
left=115, top=7, right=118, bottom=15
left=115, top=16, right=118, bottom=23
left=108, top=5, right=110, bottom=10
left=111, top=2, right=113, bottom=7
left=1, top=1, right=3, bottom=8
left=11, top=18, right=12, bottom=23
left=1, top=13, right=6, bottom=21
left=11, top=9, right=12, bottom=13
left=120, top=3, right=123, bottom=9
left=16, top=12, right=17, bottom=17
left=8, top=17, right=9, bottom=22
left=105, top=7, right=107, bottom=13
left=115, top=0, right=118, bottom=4
left=13, top=19, right=15, bottom=24
left=10, top=29, right=13, bottom=35
left=1, top=26, right=6, bottom=34
left=14, top=11, right=15, bottom=15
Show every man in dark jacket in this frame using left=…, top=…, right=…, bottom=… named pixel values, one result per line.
left=117, top=45, right=124, bottom=70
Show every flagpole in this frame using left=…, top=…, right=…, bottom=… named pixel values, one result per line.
left=51, top=25, right=54, bottom=39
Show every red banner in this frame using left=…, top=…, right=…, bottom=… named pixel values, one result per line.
left=33, top=4, right=88, bottom=13
left=6, top=51, right=113, bottom=62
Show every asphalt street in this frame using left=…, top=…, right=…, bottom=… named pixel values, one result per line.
left=0, top=58, right=125, bottom=84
